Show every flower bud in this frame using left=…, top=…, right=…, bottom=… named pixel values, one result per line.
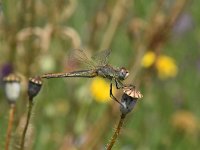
left=28, top=76, right=42, bottom=100
left=3, top=74, right=21, bottom=104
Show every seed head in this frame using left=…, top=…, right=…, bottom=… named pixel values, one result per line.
left=120, top=85, right=143, bottom=115
left=120, top=94, right=137, bottom=115
left=3, top=74, right=21, bottom=103
left=28, top=76, right=42, bottom=100
left=123, top=85, right=143, bottom=99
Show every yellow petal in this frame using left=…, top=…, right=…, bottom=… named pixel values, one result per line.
left=90, top=78, right=115, bottom=103
left=156, top=55, right=178, bottom=79
left=141, top=51, right=156, bottom=68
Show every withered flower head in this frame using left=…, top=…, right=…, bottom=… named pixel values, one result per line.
left=120, top=85, right=143, bottom=115
left=123, top=85, right=143, bottom=99
left=28, top=76, right=42, bottom=100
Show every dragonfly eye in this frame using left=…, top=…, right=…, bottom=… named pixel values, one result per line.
left=119, top=67, right=129, bottom=80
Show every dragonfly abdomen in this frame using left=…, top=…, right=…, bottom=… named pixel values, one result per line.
left=41, top=69, right=98, bottom=79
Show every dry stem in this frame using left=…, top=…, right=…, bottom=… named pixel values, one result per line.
left=5, top=104, right=16, bottom=150
left=106, top=114, right=126, bottom=150
left=20, top=100, right=33, bottom=150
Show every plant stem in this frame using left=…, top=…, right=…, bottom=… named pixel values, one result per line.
left=106, top=114, right=126, bottom=150
left=5, top=104, right=16, bottom=150
left=20, top=99, right=33, bottom=150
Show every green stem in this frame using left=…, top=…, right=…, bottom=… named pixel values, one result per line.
left=20, top=99, right=33, bottom=150
left=106, top=114, right=126, bottom=150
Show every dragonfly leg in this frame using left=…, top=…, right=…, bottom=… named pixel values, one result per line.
left=114, top=79, right=124, bottom=89
left=110, top=83, right=124, bottom=107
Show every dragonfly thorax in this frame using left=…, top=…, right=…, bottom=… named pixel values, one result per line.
left=96, top=66, right=129, bottom=81
left=96, top=66, right=115, bottom=80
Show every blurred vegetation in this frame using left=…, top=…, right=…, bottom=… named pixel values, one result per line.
left=0, top=0, right=200, bottom=150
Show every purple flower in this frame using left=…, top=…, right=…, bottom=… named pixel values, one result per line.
left=1, top=63, right=13, bottom=77
left=0, top=63, right=13, bottom=86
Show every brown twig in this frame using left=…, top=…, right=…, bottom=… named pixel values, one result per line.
left=5, top=104, right=16, bottom=150
left=106, top=114, right=126, bottom=150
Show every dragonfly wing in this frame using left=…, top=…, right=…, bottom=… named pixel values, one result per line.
left=91, top=49, right=111, bottom=66
left=68, top=49, right=96, bottom=69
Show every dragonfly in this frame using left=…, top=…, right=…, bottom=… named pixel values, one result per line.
left=41, top=49, right=129, bottom=97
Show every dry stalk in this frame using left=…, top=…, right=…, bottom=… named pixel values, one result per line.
left=106, top=114, right=126, bottom=150
left=5, top=104, right=16, bottom=150
left=20, top=100, right=33, bottom=150
left=99, top=0, right=130, bottom=50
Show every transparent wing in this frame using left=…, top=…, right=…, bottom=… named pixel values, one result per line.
left=91, top=49, right=111, bottom=66
left=68, top=49, right=96, bottom=69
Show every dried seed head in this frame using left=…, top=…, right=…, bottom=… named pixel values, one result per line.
left=120, top=85, right=143, bottom=115
left=123, top=85, right=143, bottom=99
left=28, top=76, right=42, bottom=100
left=120, top=94, right=137, bottom=115
left=3, top=74, right=21, bottom=103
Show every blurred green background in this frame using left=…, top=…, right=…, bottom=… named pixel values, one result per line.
left=0, top=0, right=200, bottom=150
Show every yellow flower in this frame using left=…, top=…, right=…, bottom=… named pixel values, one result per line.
left=90, top=78, right=115, bottom=103
left=156, top=55, right=178, bottom=79
left=171, top=110, right=198, bottom=135
left=141, top=51, right=156, bottom=68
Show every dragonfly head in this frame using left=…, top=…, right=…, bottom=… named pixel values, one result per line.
left=118, top=67, right=129, bottom=80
